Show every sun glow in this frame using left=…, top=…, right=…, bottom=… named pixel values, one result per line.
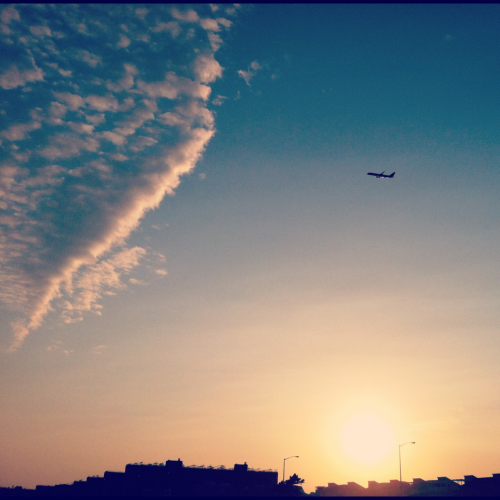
left=340, top=412, right=396, bottom=465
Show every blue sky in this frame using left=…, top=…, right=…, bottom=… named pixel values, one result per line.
left=1, top=3, right=500, bottom=493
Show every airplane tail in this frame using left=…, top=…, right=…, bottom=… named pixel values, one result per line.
left=388, top=172, right=395, bottom=178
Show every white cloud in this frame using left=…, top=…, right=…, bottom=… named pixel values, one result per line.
left=0, top=4, right=233, bottom=351
left=74, top=23, right=88, bottom=35
left=86, top=113, right=106, bottom=125
left=238, top=69, right=252, bottom=86
left=151, top=21, right=180, bottom=37
left=158, top=100, right=214, bottom=133
left=29, top=26, right=52, bottom=38
left=102, top=131, right=127, bottom=146
left=212, top=94, right=227, bottom=106
left=208, top=32, right=223, bottom=52
left=54, top=92, right=84, bottom=111
left=129, top=278, right=148, bottom=285
left=76, top=50, right=102, bottom=68
left=237, top=60, right=262, bottom=86
left=0, top=63, right=44, bottom=90
left=39, top=134, right=100, bottom=159
left=110, top=63, right=138, bottom=91
left=109, top=153, right=128, bottom=162
left=85, top=95, right=119, bottom=112
left=1, top=121, right=41, bottom=141
left=129, top=135, right=157, bottom=152
left=117, top=34, right=130, bottom=48
left=59, top=246, right=147, bottom=324
left=20, top=164, right=65, bottom=188
left=135, top=8, right=148, bottom=19
left=68, top=122, right=94, bottom=134
left=193, top=54, right=223, bottom=83
left=158, top=112, right=185, bottom=128
left=92, top=344, right=108, bottom=354
left=137, top=72, right=212, bottom=101
left=118, top=97, right=136, bottom=112
left=200, top=18, right=220, bottom=31
left=217, top=18, right=232, bottom=29
left=113, top=106, right=155, bottom=137
left=1, top=6, right=20, bottom=24
left=171, top=7, right=199, bottom=22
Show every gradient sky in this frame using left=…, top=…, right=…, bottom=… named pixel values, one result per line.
left=1, top=4, right=500, bottom=494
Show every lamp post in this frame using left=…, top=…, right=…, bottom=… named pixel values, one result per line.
left=399, top=442, right=415, bottom=496
left=283, top=456, right=299, bottom=483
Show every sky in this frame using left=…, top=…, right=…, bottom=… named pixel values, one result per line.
left=1, top=3, right=500, bottom=494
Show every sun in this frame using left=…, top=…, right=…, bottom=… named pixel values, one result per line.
left=340, top=412, right=395, bottom=465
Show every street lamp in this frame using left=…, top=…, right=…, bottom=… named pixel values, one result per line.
left=283, top=456, right=299, bottom=483
left=399, top=442, right=415, bottom=496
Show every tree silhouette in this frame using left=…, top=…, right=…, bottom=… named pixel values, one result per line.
left=276, top=474, right=306, bottom=497
left=285, top=473, right=305, bottom=486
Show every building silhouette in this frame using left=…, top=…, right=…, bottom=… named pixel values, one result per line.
left=315, top=473, right=500, bottom=496
left=460, top=474, right=500, bottom=497
left=31, top=459, right=277, bottom=497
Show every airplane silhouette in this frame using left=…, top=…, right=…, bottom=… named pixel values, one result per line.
left=367, top=171, right=395, bottom=179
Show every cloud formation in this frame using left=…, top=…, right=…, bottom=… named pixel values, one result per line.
left=238, top=60, right=262, bottom=86
left=0, top=4, right=236, bottom=351
left=0, top=61, right=44, bottom=90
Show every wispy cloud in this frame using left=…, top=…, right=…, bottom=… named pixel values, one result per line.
left=237, top=60, right=262, bottom=86
left=92, top=344, right=108, bottom=355
left=212, top=95, right=227, bottom=106
left=0, top=4, right=234, bottom=351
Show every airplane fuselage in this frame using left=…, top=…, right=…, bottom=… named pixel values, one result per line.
left=367, top=171, right=395, bottom=179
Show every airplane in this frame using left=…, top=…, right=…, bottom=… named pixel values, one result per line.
left=367, top=171, right=395, bottom=179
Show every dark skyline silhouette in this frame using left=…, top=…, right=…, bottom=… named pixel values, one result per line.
left=2, top=459, right=500, bottom=497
